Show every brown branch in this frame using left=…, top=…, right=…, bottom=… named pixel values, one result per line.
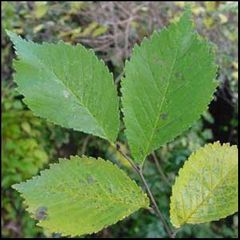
left=114, top=142, right=175, bottom=238
left=151, top=152, right=171, bottom=187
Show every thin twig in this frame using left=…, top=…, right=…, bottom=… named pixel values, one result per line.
left=81, top=135, right=91, bottom=155
left=152, top=152, right=171, bottom=187
left=115, top=142, right=139, bottom=173
left=115, top=2, right=132, bottom=17
left=171, top=228, right=181, bottom=238
left=138, top=169, right=174, bottom=238
left=115, top=71, right=124, bottom=84
left=115, top=142, right=174, bottom=238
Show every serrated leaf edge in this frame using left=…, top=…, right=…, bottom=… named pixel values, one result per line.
left=12, top=155, right=149, bottom=237
left=170, top=141, right=238, bottom=228
left=120, top=12, right=218, bottom=165
left=7, top=31, right=120, bottom=143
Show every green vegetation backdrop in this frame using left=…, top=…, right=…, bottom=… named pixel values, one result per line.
left=1, top=1, right=238, bottom=238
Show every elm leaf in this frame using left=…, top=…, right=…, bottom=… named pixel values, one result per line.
left=121, top=10, right=218, bottom=165
left=13, top=156, right=150, bottom=237
left=170, top=142, right=238, bottom=227
left=7, top=31, right=120, bottom=143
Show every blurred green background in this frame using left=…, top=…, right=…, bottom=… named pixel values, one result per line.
left=1, top=1, right=238, bottom=238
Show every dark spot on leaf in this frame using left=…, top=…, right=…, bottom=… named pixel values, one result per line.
left=35, top=206, right=48, bottom=220
left=160, top=112, right=168, bottom=120
left=52, top=233, right=62, bottom=238
left=175, top=72, right=183, bottom=80
left=87, top=175, right=95, bottom=184
left=116, top=142, right=121, bottom=150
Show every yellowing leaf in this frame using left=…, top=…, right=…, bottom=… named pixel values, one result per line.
left=21, top=122, right=31, bottom=134
left=232, top=71, right=238, bottom=80
left=70, top=1, right=87, bottom=13
left=232, top=61, right=238, bottom=70
left=218, top=13, right=228, bottom=24
left=92, top=26, right=108, bottom=37
left=192, top=6, right=205, bottom=16
left=203, top=16, right=215, bottom=29
left=109, top=143, right=132, bottom=169
left=13, top=28, right=23, bottom=34
left=130, top=21, right=138, bottom=28
left=81, top=22, right=98, bottom=36
left=170, top=142, right=238, bottom=228
left=33, top=24, right=44, bottom=33
left=59, top=27, right=83, bottom=41
left=13, top=156, right=149, bottom=236
left=34, top=2, right=48, bottom=19
left=204, top=2, right=218, bottom=12
left=70, top=27, right=82, bottom=38
left=174, top=2, right=185, bottom=8
left=169, top=13, right=181, bottom=24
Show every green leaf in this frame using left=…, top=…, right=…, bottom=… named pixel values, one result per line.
left=170, top=142, right=238, bottom=228
left=12, top=156, right=149, bottom=236
left=121, top=10, right=217, bottom=165
left=7, top=31, right=119, bottom=143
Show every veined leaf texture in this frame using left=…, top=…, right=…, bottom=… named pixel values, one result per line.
left=7, top=8, right=235, bottom=237
left=12, top=156, right=149, bottom=237
left=121, top=9, right=218, bottom=165
left=7, top=31, right=120, bottom=143
left=170, top=142, right=238, bottom=227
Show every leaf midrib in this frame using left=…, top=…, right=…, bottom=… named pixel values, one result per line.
left=24, top=45, right=108, bottom=139
left=181, top=164, right=237, bottom=224
left=142, top=45, right=179, bottom=162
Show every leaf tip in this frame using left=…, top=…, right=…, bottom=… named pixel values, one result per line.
left=11, top=182, right=23, bottom=193
left=5, top=30, right=20, bottom=44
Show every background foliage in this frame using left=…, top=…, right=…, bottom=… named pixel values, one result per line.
left=1, top=1, right=238, bottom=238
